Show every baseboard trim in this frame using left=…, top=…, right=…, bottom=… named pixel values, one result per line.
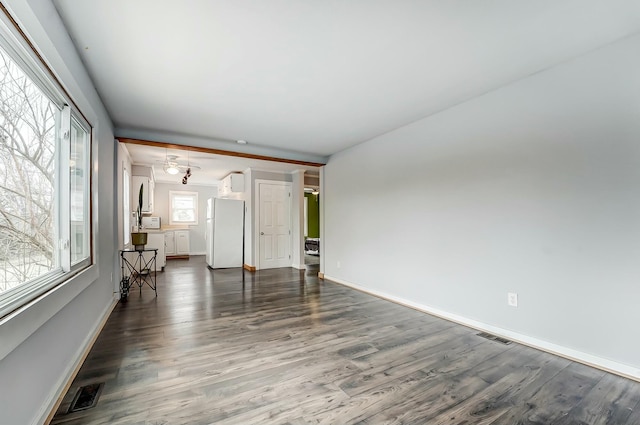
left=166, top=255, right=189, bottom=260
left=324, top=274, right=640, bottom=382
left=292, top=263, right=306, bottom=270
left=39, top=298, right=118, bottom=425
left=243, top=264, right=256, bottom=272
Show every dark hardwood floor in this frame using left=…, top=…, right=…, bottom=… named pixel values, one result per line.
left=51, top=256, right=640, bottom=424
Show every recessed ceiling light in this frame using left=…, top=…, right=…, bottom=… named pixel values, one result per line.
left=236, top=140, right=247, bottom=144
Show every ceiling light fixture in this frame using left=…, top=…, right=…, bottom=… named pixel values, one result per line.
left=164, top=163, right=179, bottom=175
left=163, top=151, right=180, bottom=175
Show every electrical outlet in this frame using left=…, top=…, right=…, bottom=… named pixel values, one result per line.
left=337, top=261, right=341, bottom=269
left=508, top=292, right=518, bottom=307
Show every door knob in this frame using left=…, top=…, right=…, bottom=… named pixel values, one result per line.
left=260, top=232, right=264, bottom=235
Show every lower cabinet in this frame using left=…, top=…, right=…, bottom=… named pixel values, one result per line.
left=175, top=230, right=190, bottom=255
left=164, top=231, right=175, bottom=256
left=165, top=230, right=190, bottom=258
left=145, top=232, right=166, bottom=270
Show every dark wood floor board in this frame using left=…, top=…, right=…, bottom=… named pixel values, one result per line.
left=103, top=356, right=311, bottom=407
left=355, top=344, right=538, bottom=424
left=621, top=399, right=640, bottom=424
left=472, top=343, right=547, bottom=384
left=368, top=319, right=464, bottom=351
left=196, top=369, right=345, bottom=424
left=296, top=372, right=431, bottom=425
left=424, top=350, right=564, bottom=424
left=90, top=358, right=316, bottom=424
left=549, top=371, right=640, bottom=425
left=489, top=361, right=607, bottom=425
left=358, top=363, right=501, bottom=424
left=122, top=351, right=346, bottom=424
left=419, top=337, right=525, bottom=379
left=51, top=257, right=640, bottom=425
left=346, top=325, right=485, bottom=376
left=338, top=331, right=491, bottom=398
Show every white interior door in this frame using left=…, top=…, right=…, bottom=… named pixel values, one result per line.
left=259, top=182, right=291, bottom=269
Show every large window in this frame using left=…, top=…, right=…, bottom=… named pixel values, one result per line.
left=0, top=22, right=92, bottom=317
left=169, top=191, right=198, bottom=225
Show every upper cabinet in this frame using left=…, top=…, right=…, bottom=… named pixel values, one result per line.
left=219, top=173, right=245, bottom=198
left=132, top=165, right=155, bottom=214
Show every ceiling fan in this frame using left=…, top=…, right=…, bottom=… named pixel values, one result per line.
left=159, top=154, right=201, bottom=175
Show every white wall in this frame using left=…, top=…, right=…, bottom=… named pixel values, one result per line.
left=0, top=1, right=117, bottom=424
left=324, top=34, right=640, bottom=377
left=153, top=182, right=218, bottom=254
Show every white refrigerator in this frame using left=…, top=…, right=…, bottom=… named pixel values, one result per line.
left=206, top=198, right=245, bottom=268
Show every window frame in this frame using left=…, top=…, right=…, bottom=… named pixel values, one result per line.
left=169, top=191, right=199, bottom=226
left=69, top=113, right=92, bottom=268
left=0, top=8, right=93, bottom=319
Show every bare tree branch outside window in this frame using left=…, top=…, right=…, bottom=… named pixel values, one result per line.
left=0, top=50, right=57, bottom=292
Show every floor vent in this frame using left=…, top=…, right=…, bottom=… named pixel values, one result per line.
left=68, top=383, right=104, bottom=413
left=477, top=332, right=512, bottom=345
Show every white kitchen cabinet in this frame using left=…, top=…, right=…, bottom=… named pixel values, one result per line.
left=218, top=173, right=244, bottom=197
left=145, top=232, right=166, bottom=270
left=175, top=230, right=190, bottom=255
left=164, top=231, right=175, bottom=256
left=165, top=230, right=189, bottom=257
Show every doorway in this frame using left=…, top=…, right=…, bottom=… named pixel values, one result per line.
left=304, top=189, right=320, bottom=266
left=256, top=181, right=292, bottom=269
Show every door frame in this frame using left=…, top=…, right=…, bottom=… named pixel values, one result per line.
left=254, top=179, right=292, bottom=270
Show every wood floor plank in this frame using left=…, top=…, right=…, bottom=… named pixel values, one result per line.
left=550, top=371, right=640, bottom=425
left=356, top=344, right=534, bottom=424
left=490, top=361, right=607, bottom=425
left=50, top=257, right=640, bottom=425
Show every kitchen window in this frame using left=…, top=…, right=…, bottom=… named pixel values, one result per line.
left=169, top=191, right=198, bottom=225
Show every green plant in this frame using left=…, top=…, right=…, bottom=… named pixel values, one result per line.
left=136, top=183, right=143, bottom=231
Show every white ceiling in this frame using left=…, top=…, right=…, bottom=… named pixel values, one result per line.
left=54, top=0, right=640, bottom=162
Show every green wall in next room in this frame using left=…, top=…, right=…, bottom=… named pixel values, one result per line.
left=305, top=193, right=320, bottom=238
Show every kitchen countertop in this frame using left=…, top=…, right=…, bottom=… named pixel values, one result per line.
left=136, top=226, right=190, bottom=233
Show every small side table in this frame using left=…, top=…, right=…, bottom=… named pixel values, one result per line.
left=119, top=249, right=158, bottom=300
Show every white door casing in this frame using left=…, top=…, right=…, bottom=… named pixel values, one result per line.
left=257, top=180, right=292, bottom=269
